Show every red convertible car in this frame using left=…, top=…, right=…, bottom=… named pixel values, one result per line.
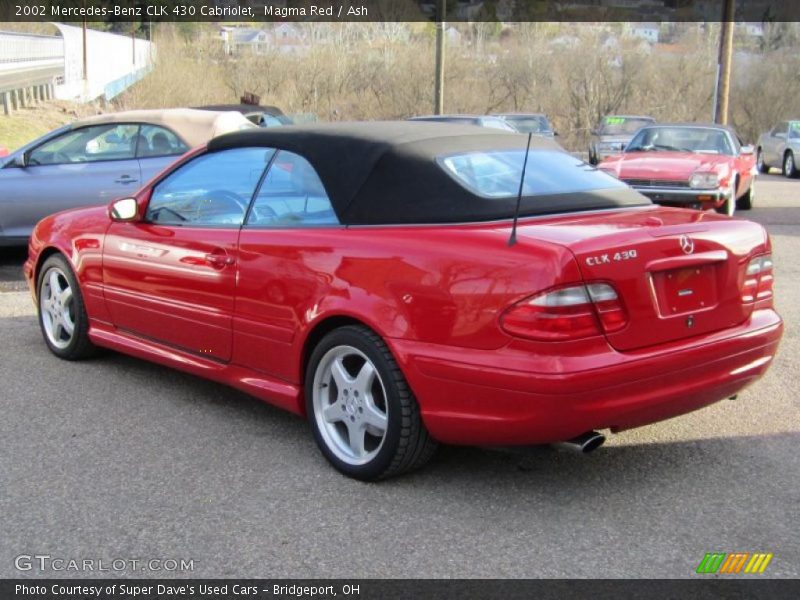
left=598, top=124, right=758, bottom=216
left=25, top=122, right=782, bottom=480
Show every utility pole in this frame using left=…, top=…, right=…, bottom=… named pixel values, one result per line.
left=714, top=0, right=735, bottom=124
left=132, top=0, right=137, bottom=66
left=82, top=0, right=87, bottom=83
left=434, top=0, right=446, bottom=115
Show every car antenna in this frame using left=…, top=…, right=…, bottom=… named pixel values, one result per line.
left=508, top=131, right=533, bottom=247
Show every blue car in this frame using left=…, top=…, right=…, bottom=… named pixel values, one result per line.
left=0, top=108, right=254, bottom=246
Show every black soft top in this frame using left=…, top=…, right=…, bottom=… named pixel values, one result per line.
left=208, top=121, right=647, bottom=225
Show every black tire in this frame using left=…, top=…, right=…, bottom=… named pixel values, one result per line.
left=784, top=151, right=798, bottom=179
left=305, top=325, right=438, bottom=480
left=756, top=148, right=769, bottom=174
left=715, top=178, right=737, bottom=217
left=36, top=254, right=97, bottom=360
left=737, top=182, right=754, bottom=211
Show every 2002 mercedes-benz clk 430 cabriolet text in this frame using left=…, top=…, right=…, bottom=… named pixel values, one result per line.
left=25, top=122, right=783, bottom=480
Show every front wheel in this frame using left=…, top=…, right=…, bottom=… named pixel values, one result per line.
left=37, top=254, right=97, bottom=360
left=305, top=325, right=437, bottom=480
left=784, top=152, right=798, bottom=178
left=716, top=179, right=737, bottom=217
left=737, top=181, right=754, bottom=211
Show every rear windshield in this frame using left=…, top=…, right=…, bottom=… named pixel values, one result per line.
left=438, top=149, right=627, bottom=199
left=503, top=116, right=553, bottom=134
left=600, top=116, right=654, bottom=135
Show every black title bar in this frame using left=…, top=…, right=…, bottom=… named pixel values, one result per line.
left=1, top=0, right=797, bottom=23
left=3, top=579, right=800, bottom=600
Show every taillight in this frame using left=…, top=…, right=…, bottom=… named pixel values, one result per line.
left=500, top=283, right=627, bottom=341
left=742, top=254, right=773, bottom=304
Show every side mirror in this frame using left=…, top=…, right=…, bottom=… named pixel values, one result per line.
left=741, top=145, right=754, bottom=155
left=6, top=153, right=27, bottom=168
left=109, top=197, right=139, bottom=222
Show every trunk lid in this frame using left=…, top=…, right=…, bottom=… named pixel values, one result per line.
left=514, top=207, right=768, bottom=351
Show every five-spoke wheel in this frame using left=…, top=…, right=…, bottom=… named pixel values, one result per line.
left=306, top=325, right=437, bottom=480
left=37, top=254, right=96, bottom=360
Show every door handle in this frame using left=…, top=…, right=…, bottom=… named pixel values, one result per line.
left=115, top=175, right=139, bottom=184
left=204, top=253, right=235, bottom=268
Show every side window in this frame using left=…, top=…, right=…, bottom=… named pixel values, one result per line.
left=146, top=147, right=274, bottom=227
left=28, top=124, right=139, bottom=166
left=771, top=122, right=788, bottom=137
left=247, top=151, right=339, bottom=228
left=789, top=123, right=800, bottom=140
left=137, top=125, right=190, bottom=158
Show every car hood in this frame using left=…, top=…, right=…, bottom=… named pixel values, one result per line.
left=600, top=151, right=731, bottom=179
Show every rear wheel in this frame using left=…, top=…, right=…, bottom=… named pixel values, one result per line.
left=756, top=148, right=769, bottom=174
left=37, top=254, right=97, bottom=360
left=305, top=325, right=437, bottom=480
left=784, top=151, right=798, bottom=178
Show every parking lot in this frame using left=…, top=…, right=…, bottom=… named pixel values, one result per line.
left=1, top=173, right=798, bottom=579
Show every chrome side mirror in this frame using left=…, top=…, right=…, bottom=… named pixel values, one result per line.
left=109, top=197, right=139, bottom=222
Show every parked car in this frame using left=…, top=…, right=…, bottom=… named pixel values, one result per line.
left=0, top=108, right=255, bottom=246
left=195, top=104, right=293, bottom=128
left=598, top=123, right=757, bottom=215
left=408, top=114, right=517, bottom=132
left=492, top=113, right=556, bottom=138
left=589, top=115, right=655, bottom=164
left=756, top=120, right=800, bottom=178
left=25, top=122, right=781, bottom=480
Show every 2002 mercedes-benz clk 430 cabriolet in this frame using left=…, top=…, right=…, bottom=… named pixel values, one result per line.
left=25, top=122, right=782, bottom=480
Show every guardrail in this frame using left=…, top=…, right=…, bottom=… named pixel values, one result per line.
left=0, top=31, right=64, bottom=114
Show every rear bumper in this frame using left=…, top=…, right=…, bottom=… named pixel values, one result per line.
left=391, top=309, right=782, bottom=445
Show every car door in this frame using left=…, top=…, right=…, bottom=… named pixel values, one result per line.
left=233, top=150, right=341, bottom=381
left=102, top=147, right=273, bottom=362
left=0, top=124, right=142, bottom=240
left=136, top=124, right=192, bottom=183
left=765, top=122, right=787, bottom=165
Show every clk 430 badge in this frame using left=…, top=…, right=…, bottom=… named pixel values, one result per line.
left=586, top=249, right=638, bottom=266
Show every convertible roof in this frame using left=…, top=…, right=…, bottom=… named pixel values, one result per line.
left=73, top=108, right=256, bottom=147
left=209, top=121, right=647, bottom=225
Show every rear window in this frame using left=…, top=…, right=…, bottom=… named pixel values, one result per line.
left=438, top=149, right=627, bottom=199
left=600, top=117, right=654, bottom=135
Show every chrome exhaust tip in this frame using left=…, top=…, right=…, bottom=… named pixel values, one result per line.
left=553, top=431, right=606, bottom=454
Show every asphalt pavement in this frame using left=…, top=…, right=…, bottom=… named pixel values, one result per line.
left=1, top=174, right=798, bottom=579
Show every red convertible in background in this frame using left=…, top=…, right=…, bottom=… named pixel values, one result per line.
left=599, top=124, right=758, bottom=216
left=25, top=122, right=781, bottom=480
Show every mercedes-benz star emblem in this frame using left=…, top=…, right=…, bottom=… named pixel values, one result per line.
left=679, top=235, right=695, bottom=255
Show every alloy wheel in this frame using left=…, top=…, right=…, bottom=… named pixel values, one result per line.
left=39, top=267, right=75, bottom=350
left=312, top=345, right=389, bottom=466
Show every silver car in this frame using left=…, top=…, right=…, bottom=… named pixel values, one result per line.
left=589, top=115, right=655, bottom=165
left=407, top=115, right=517, bottom=132
left=756, top=120, right=800, bottom=178
left=0, top=108, right=255, bottom=246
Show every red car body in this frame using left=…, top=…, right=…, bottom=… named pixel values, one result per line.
left=599, top=124, right=758, bottom=215
left=24, top=123, right=782, bottom=475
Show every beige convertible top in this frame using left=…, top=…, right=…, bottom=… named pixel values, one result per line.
left=72, top=108, right=256, bottom=147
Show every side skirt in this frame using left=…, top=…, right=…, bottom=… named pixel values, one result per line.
left=88, top=323, right=304, bottom=416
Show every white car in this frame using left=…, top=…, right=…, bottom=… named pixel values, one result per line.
left=756, top=120, right=800, bottom=178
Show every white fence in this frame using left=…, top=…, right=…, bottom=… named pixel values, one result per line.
left=0, top=25, right=154, bottom=103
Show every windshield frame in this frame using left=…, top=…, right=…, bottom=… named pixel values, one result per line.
left=625, top=125, right=737, bottom=156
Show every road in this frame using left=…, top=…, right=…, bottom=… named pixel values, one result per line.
left=1, top=174, right=798, bottom=579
